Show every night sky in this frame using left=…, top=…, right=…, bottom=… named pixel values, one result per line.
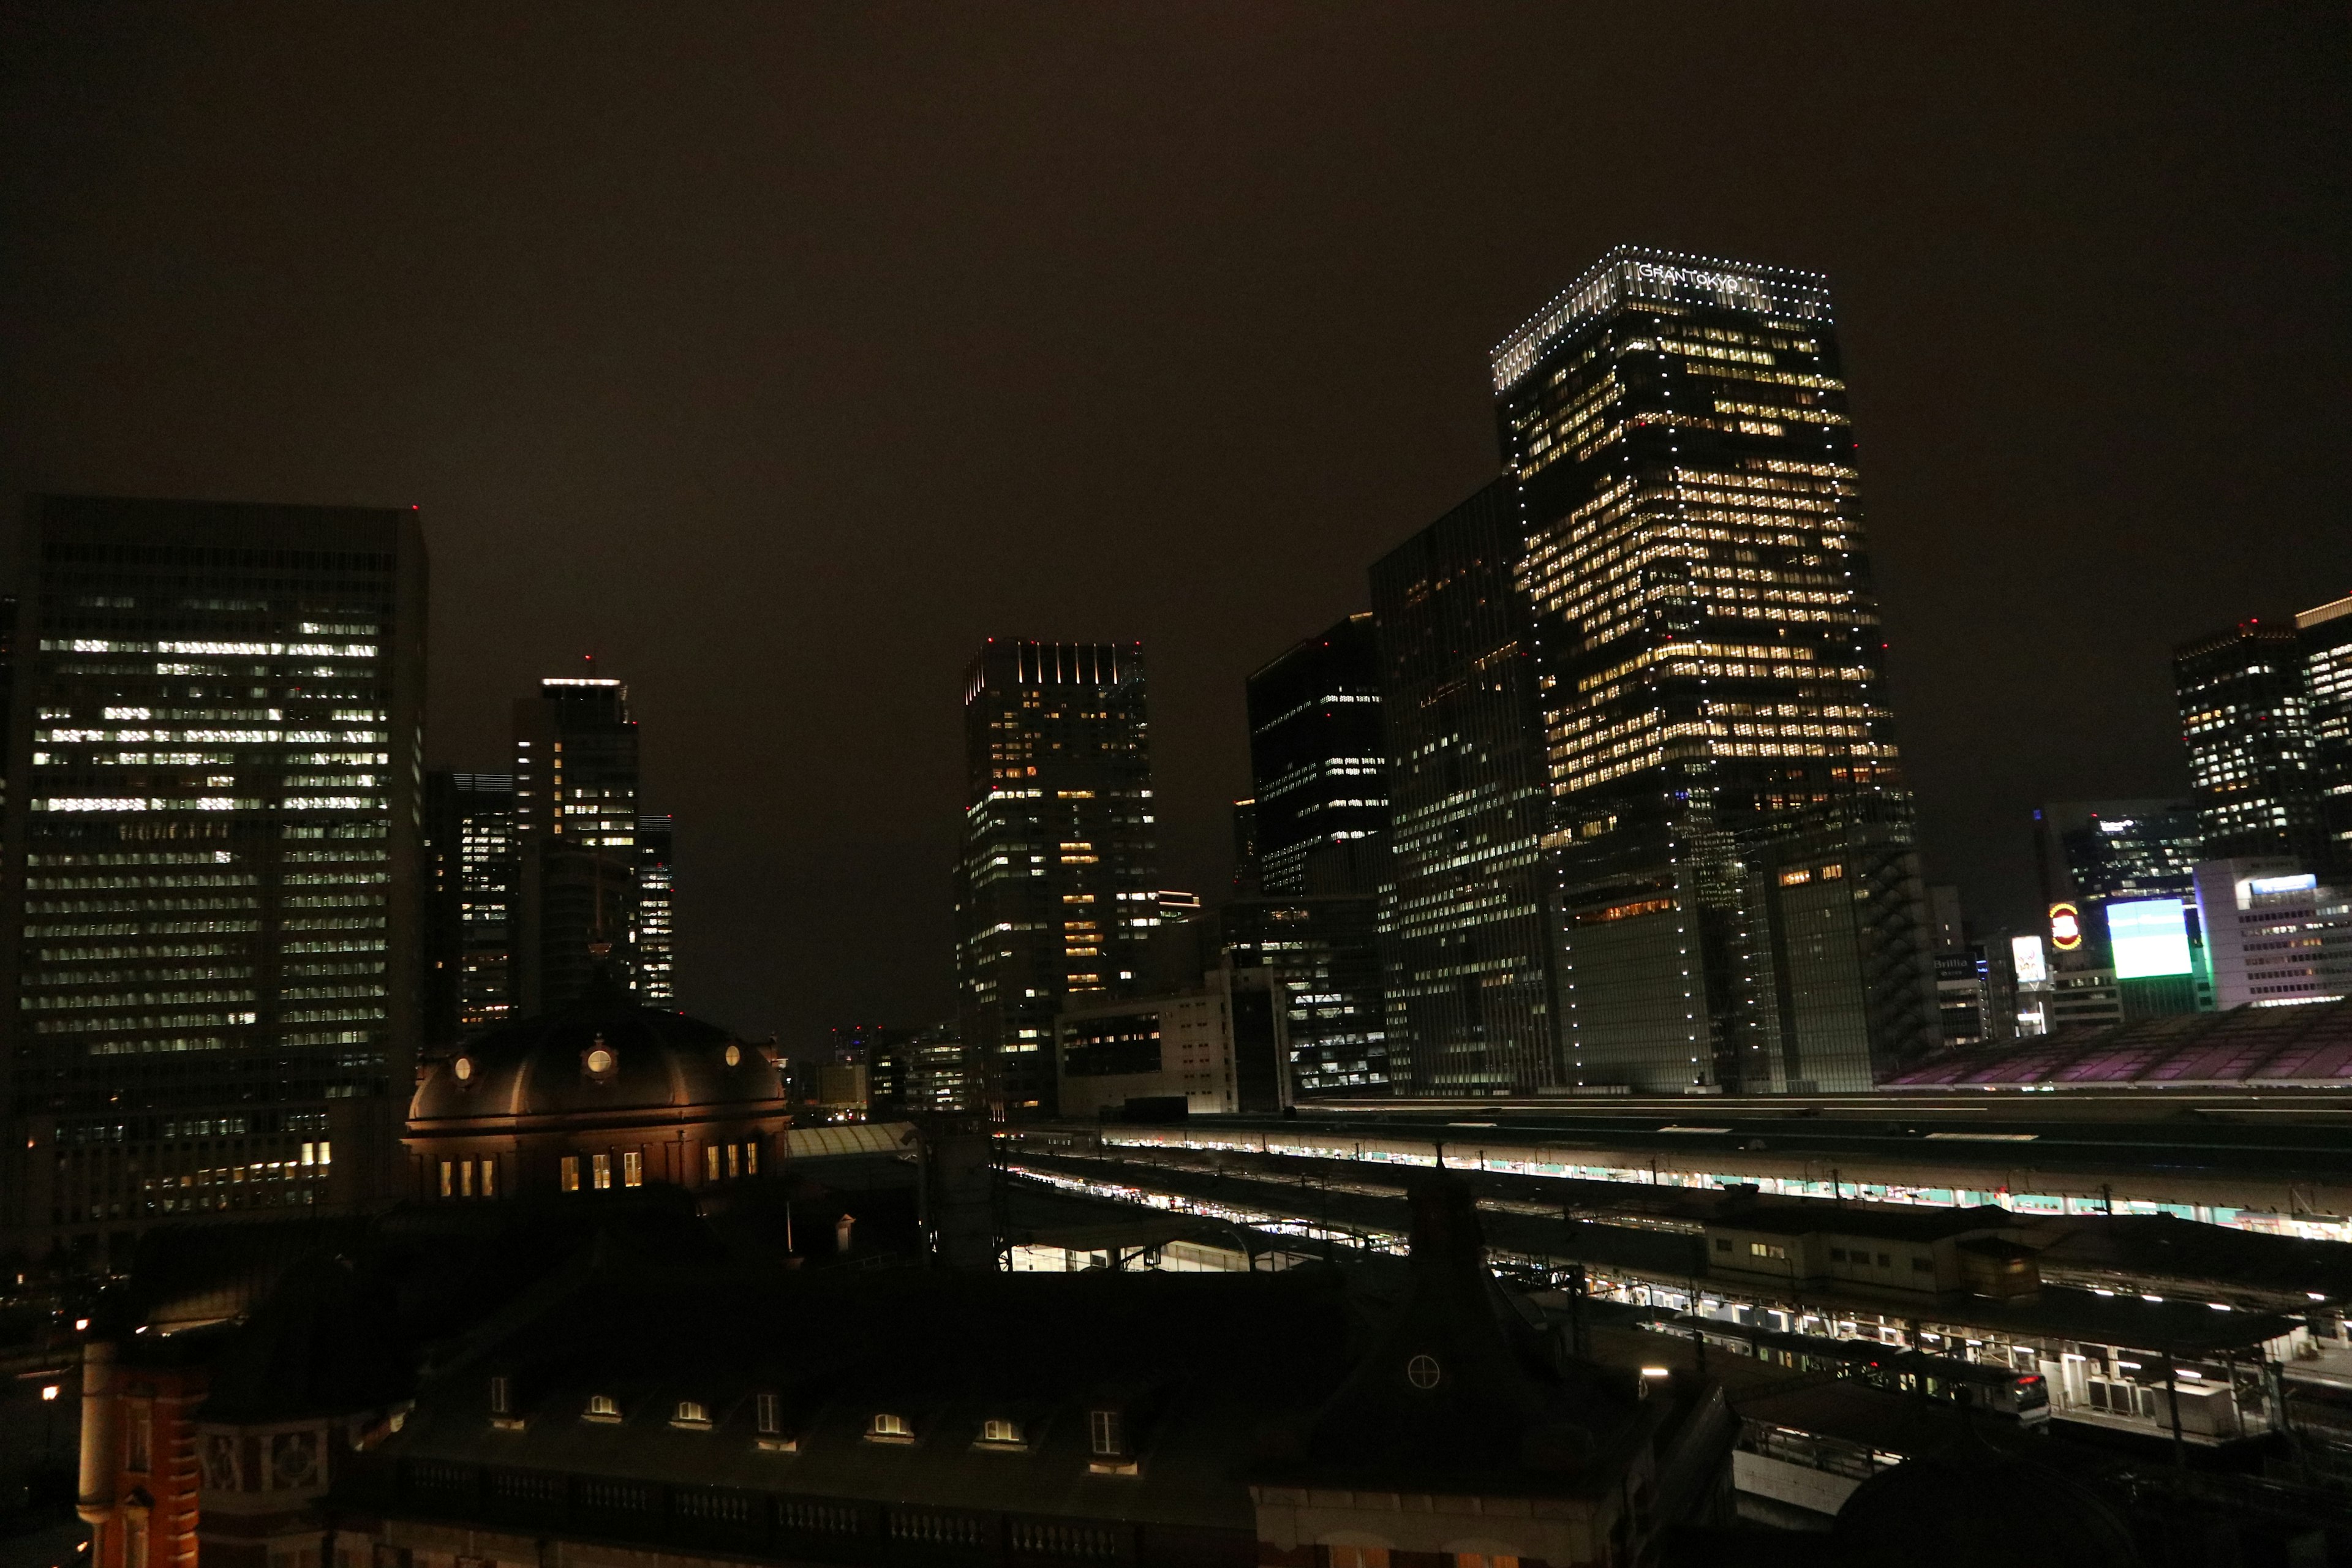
left=2, top=6, right=2345, bottom=1049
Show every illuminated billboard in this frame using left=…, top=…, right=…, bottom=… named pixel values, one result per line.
left=2010, top=933, right=2048, bottom=987
left=2106, top=897, right=2192, bottom=979
left=2049, top=902, right=2083, bottom=952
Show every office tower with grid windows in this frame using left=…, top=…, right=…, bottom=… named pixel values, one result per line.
left=421, top=769, right=519, bottom=1045
left=512, top=675, right=641, bottom=1012
left=2174, top=619, right=2324, bottom=867
left=635, top=811, right=675, bottom=1006
left=1245, top=613, right=1388, bottom=895
left=1368, top=480, right=1559, bottom=1095
left=0, top=495, right=426, bottom=1269
left=956, top=641, right=1156, bottom=1117
left=2299, top=592, right=2352, bottom=883
left=1494, top=246, right=1935, bottom=1093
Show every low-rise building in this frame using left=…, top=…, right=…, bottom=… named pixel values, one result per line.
left=1055, top=965, right=1289, bottom=1118
left=1703, top=1202, right=2034, bottom=1298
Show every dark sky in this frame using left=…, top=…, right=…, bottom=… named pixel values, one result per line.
left=2, top=5, right=2345, bottom=1048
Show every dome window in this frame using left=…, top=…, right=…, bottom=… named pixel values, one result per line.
left=723, top=1044, right=742, bottom=1068
left=583, top=1036, right=617, bottom=1080
left=1406, top=1354, right=1442, bottom=1390
left=453, top=1055, right=475, bottom=1084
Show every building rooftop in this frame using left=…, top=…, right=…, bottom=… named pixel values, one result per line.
left=1883, top=998, right=2352, bottom=1090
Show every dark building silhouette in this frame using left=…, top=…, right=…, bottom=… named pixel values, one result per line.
left=2174, top=618, right=2324, bottom=865
left=1496, top=246, right=1933, bottom=1092
left=955, top=641, right=1157, bottom=1117
left=421, top=769, right=519, bottom=1047
left=0, top=495, right=426, bottom=1272
left=1368, top=479, right=1559, bottom=1095
left=2299, top=590, right=2352, bottom=881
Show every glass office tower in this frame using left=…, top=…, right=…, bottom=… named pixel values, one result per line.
left=2176, top=619, right=2324, bottom=867
left=421, top=769, right=519, bottom=1044
left=1, top=495, right=426, bottom=1268
left=956, top=641, right=1156, bottom=1117
left=512, top=675, right=640, bottom=1011
left=635, top=811, right=675, bottom=1006
left=2299, top=592, right=2352, bottom=882
left=1245, top=612, right=1387, bottom=895
left=1368, top=479, right=1559, bottom=1095
left=1493, top=246, right=1935, bottom=1092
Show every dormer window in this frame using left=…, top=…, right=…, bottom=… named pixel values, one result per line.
left=1086, top=1408, right=1135, bottom=1475
left=867, top=1412, right=913, bottom=1443
left=489, top=1376, right=511, bottom=1415
left=584, top=1393, right=621, bottom=1423
left=755, top=1392, right=780, bottom=1435
left=982, top=1419, right=1021, bottom=1444
left=671, top=1400, right=710, bottom=1430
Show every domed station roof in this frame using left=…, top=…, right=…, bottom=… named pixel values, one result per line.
left=409, top=978, right=782, bottom=1128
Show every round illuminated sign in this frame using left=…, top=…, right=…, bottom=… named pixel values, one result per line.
left=1405, top=1354, right=1441, bottom=1390
left=2049, top=902, right=2082, bottom=952
left=453, top=1056, right=474, bottom=1082
left=724, top=1044, right=742, bottom=1068
left=586, top=1046, right=615, bottom=1076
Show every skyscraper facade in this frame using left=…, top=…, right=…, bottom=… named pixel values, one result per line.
left=0, top=495, right=426, bottom=1267
left=421, top=769, right=519, bottom=1045
left=2175, top=619, right=2323, bottom=865
left=2299, top=591, right=2352, bottom=882
left=1245, top=612, right=1387, bottom=895
left=1369, top=480, right=1558, bottom=1095
left=1493, top=246, right=1934, bottom=1092
left=956, top=641, right=1156, bottom=1116
left=635, top=811, right=675, bottom=1006
left=1204, top=894, right=1387, bottom=1095
left=512, top=676, right=639, bottom=1012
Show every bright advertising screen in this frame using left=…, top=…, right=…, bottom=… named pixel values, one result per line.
left=2010, top=933, right=2048, bottom=986
left=2106, top=898, right=2192, bottom=979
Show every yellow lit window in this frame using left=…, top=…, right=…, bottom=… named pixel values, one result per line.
left=560, top=1155, right=581, bottom=1192
left=592, top=1152, right=611, bottom=1190
left=622, top=1150, right=643, bottom=1187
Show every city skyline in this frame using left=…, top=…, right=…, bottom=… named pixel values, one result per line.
left=0, top=7, right=2343, bottom=1048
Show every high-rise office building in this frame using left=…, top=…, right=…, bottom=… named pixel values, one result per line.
left=956, top=641, right=1156, bottom=1116
left=2193, top=858, right=2352, bottom=1010
left=2299, top=591, right=2352, bottom=882
left=1494, top=246, right=1934, bottom=1093
left=1205, top=894, right=1387, bottom=1095
left=1369, top=480, right=1558, bottom=1095
left=0, top=496, right=425, bottom=1268
left=421, top=769, right=519, bottom=1046
left=2175, top=619, right=2324, bottom=865
left=1245, top=612, right=1387, bottom=895
left=2032, top=798, right=2207, bottom=1018
left=512, top=674, right=639, bottom=1012
left=1235, top=612, right=1389, bottom=1096
left=635, top=811, right=675, bottom=1006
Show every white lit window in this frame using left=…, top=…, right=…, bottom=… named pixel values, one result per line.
left=755, top=1392, right=780, bottom=1435
left=981, top=1418, right=1022, bottom=1444
left=586, top=1393, right=619, bottom=1420
left=673, top=1400, right=709, bottom=1427
left=1088, top=1409, right=1123, bottom=1457
left=869, top=1412, right=910, bottom=1439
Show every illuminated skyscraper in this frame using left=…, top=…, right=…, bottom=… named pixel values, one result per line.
left=635, top=811, right=675, bottom=1006
left=956, top=641, right=1156, bottom=1116
left=513, top=674, right=639, bottom=1011
left=422, top=769, right=519, bottom=1043
left=1494, top=246, right=1934, bottom=1092
left=2174, top=619, right=2323, bottom=865
left=2299, top=591, right=2352, bottom=881
left=1368, top=480, right=1558, bottom=1095
left=0, top=495, right=426, bottom=1268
